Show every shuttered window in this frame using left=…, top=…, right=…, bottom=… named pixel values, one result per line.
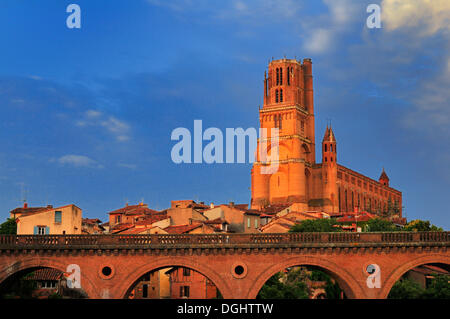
left=55, top=211, right=62, bottom=223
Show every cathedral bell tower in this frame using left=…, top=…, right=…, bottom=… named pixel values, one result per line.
left=251, top=58, right=316, bottom=210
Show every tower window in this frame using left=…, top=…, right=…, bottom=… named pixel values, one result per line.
left=279, top=114, right=282, bottom=129
left=276, top=68, right=279, bottom=85
left=325, top=157, right=327, bottom=162
left=275, top=89, right=279, bottom=103
left=330, top=144, right=333, bottom=152
left=287, top=67, right=290, bottom=85
left=274, top=114, right=278, bottom=128
left=280, top=89, right=283, bottom=102
left=331, top=157, right=333, bottom=162
left=279, top=68, right=283, bottom=85
left=324, top=144, right=327, bottom=152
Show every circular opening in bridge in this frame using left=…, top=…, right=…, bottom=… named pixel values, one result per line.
left=102, top=266, right=112, bottom=277
left=366, top=264, right=376, bottom=275
left=231, top=262, right=248, bottom=279
left=234, top=266, right=244, bottom=275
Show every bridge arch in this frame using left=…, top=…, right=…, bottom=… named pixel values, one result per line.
left=379, top=253, right=450, bottom=299
left=0, top=257, right=97, bottom=298
left=117, top=256, right=232, bottom=299
left=248, top=256, right=365, bottom=299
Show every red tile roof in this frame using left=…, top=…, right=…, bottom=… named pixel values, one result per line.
left=110, top=223, right=134, bottom=234
left=163, top=223, right=203, bottom=234
left=24, top=268, right=63, bottom=281
left=108, top=204, right=159, bottom=216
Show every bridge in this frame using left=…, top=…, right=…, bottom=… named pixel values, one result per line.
left=0, top=232, right=449, bottom=299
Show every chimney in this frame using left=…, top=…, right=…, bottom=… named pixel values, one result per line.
left=23, top=202, right=28, bottom=209
left=210, top=203, right=214, bottom=209
left=47, top=205, right=53, bottom=209
left=229, top=202, right=234, bottom=208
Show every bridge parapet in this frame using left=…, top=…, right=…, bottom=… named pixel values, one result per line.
left=0, top=232, right=448, bottom=250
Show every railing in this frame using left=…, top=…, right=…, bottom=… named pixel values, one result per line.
left=0, top=232, right=448, bottom=249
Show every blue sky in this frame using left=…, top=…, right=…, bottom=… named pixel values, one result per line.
left=0, top=0, right=449, bottom=229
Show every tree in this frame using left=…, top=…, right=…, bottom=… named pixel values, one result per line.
left=289, top=218, right=341, bottom=233
left=364, top=218, right=397, bottom=232
left=0, top=218, right=17, bottom=234
left=257, top=270, right=309, bottom=299
left=403, top=220, right=443, bottom=232
left=421, top=274, right=450, bottom=299
left=388, top=278, right=425, bottom=299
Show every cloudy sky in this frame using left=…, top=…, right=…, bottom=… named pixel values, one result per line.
left=0, top=0, right=448, bottom=228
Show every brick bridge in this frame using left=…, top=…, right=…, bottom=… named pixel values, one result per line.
left=0, top=232, right=449, bottom=299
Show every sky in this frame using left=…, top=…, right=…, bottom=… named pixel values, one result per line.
left=0, top=0, right=448, bottom=229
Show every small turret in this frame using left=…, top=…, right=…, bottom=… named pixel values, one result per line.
left=322, top=125, right=337, bottom=164
left=379, top=168, right=389, bottom=186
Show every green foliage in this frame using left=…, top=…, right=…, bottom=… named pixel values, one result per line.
left=364, top=218, right=397, bottom=232
left=257, top=270, right=309, bottom=299
left=388, top=278, right=425, bottom=299
left=289, top=218, right=341, bottom=233
left=404, top=220, right=443, bottom=232
left=388, top=274, right=450, bottom=299
left=0, top=218, right=17, bottom=235
left=421, top=275, right=450, bottom=299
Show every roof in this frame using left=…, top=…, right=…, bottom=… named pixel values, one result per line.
left=337, top=212, right=377, bottom=223
left=322, top=125, right=336, bottom=142
left=259, top=204, right=291, bottom=214
left=82, top=218, right=102, bottom=224
left=24, top=268, right=63, bottom=281
left=163, top=223, right=203, bottom=234
left=10, top=204, right=80, bottom=217
left=203, top=218, right=228, bottom=225
left=134, top=213, right=168, bottom=226
left=110, top=223, right=134, bottom=234
left=379, top=168, right=390, bottom=181
left=108, top=203, right=158, bottom=216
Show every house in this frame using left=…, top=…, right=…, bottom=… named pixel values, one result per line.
left=10, top=203, right=82, bottom=235
left=204, top=203, right=259, bottom=233
left=82, top=218, right=105, bottom=234
left=165, top=267, right=218, bottom=299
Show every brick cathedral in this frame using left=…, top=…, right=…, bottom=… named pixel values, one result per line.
left=251, top=58, right=402, bottom=218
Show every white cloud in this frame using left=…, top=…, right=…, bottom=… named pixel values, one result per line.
left=76, top=109, right=131, bottom=142
left=118, top=163, right=138, bottom=169
left=56, top=155, right=103, bottom=169
left=382, top=0, right=450, bottom=36
left=304, top=28, right=332, bottom=54
left=302, top=0, right=361, bottom=54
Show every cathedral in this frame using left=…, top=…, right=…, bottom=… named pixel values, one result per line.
left=251, top=58, right=402, bottom=218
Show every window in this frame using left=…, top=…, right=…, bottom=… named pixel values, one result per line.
left=287, top=67, right=290, bottom=85
left=180, top=286, right=190, bottom=298
left=54, top=211, right=62, bottom=223
left=324, top=144, right=327, bottom=152
left=34, top=226, right=48, bottom=235
left=116, top=215, right=121, bottom=224
left=183, top=268, right=191, bottom=276
left=280, top=89, right=283, bottom=102
left=276, top=68, right=279, bottom=85
left=275, top=89, right=279, bottom=103
left=330, top=145, right=333, bottom=152
left=278, top=114, right=282, bottom=129
left=279, top=68, right=283, bottom=85
left=247, top=217, right=251, bottom=228
left=254, top=219, right=258, bottom=229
